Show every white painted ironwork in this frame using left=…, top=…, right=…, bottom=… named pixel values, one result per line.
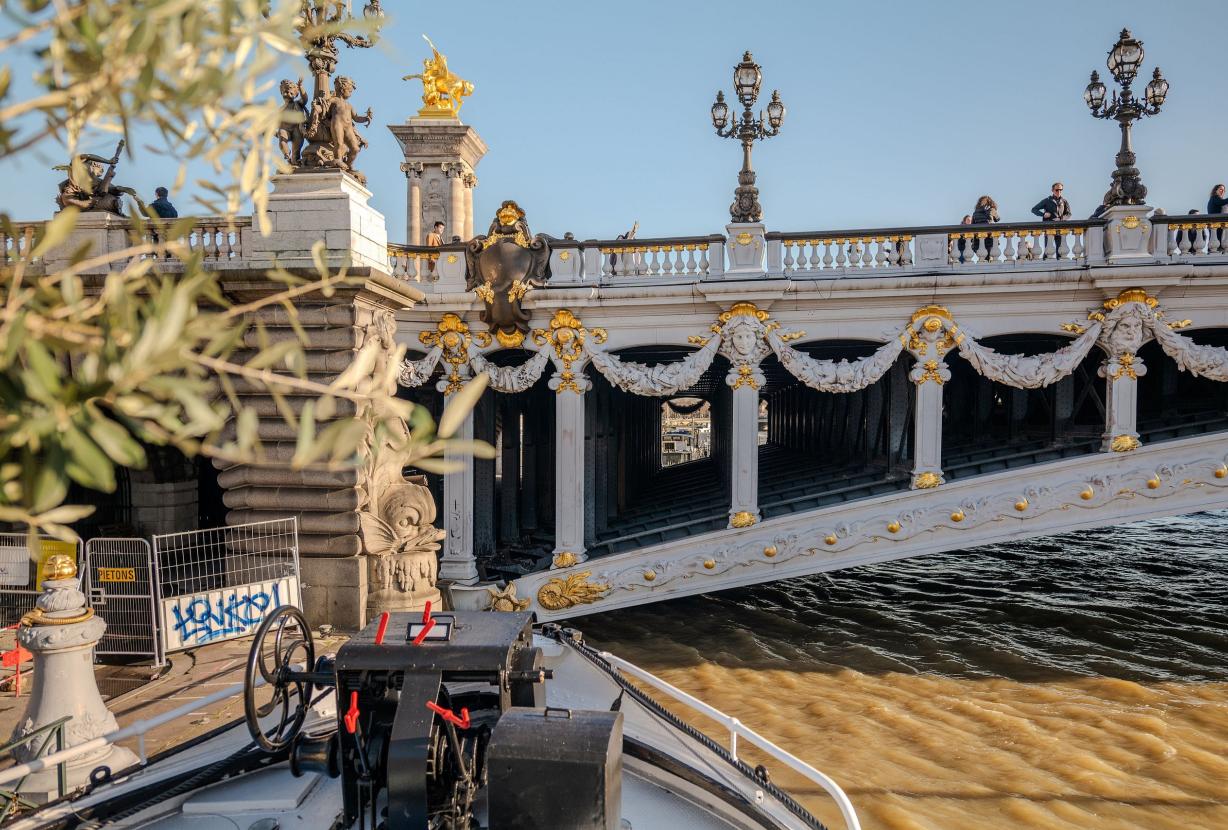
left=83, top=538, right=163, bottom=667
left=596, top=650, right=862, bottom=830
left=0, top=677, right=259, bottom=790
left=152, top=518, right=300, bottom=653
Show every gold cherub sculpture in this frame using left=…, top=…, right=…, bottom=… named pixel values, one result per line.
left=402, top=34, right=474, bottom=118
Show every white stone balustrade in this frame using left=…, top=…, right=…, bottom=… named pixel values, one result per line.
left=387, top=243, right=438, bottom=281
left=946, top=222, right=1090, bottom=267
left=1, top=221, right=43, bottom=266
left=1153, top=215, right=1228, bottom=258
left=769, top=232, right=914, bottom=276
left=139, top=216, right=251, bottom=262
left=597, top=236, right=722, bottom=280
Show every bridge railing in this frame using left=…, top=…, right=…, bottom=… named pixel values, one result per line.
left=1, top=220, right=46, bottom=266
left=583, top=234, right=727, bottom=281
left=135, top=215, right=252, bottom=263
left=388, top=242, right=439, bottom=281
left=1152, top=213, right=1228, bottom=259
left=766, top=220, right=1098, bottom=277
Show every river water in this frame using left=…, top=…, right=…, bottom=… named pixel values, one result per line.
left=583, top=512, right=1228, bottom=830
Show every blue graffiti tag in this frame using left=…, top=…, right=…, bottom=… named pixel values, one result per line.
left=170, top=583, right=283, bottom=645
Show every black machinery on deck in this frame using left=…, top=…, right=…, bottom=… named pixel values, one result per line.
left=243, top=607, right=622, bottom=830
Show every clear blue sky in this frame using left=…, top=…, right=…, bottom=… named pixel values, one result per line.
left=2, top=0, right=1226, bottom=240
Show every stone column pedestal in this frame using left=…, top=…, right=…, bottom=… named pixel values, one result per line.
left=551, top=373, right=589, bottom=566
left=1101, top=353, right=1145, bottom=452
left=1103, top=204, right=1154, bottom=264
left=11, top=562, right=137, bottom=803
left=439, top=406, right=478, bottom=584
left=723, top=222, right=766, bottom=277
left=248, top=171, right=388, bottom=271
left=214, top=267, right=427, bottom=629
left=727, top=374, right=763, bottom=528
left=388, top=118, right=487, bottom=247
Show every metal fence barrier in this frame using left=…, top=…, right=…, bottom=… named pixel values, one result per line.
left=83, top=538, right=163, bottom=667
left=152, top=518, right=300, bottom=653
left=0, top=534, right=82, bottom=628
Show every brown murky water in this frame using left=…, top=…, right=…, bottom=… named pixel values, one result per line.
left=583, top=513, right=1228, bottom=830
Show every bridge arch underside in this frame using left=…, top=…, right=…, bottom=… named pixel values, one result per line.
left=404, top=329, right=1228, bottom=584
left=942, top=331, right=1228, bottom=477
left=758, top=341, right=915, bottom=521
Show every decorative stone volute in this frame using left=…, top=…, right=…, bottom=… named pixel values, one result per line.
left=12, top=556, right=137, bottom=803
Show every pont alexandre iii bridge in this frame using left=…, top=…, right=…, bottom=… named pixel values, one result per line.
left=8, top=112, right=1228, bottom=629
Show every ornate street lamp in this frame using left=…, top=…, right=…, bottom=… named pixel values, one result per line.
left=1084, top=28, right=1168, bottom=206
left=297, top=0, right=386, bottom=98
left=711, top=52, right=786, bottom=224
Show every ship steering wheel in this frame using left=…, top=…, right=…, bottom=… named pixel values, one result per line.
left=244, top=605, right=316, bottom=752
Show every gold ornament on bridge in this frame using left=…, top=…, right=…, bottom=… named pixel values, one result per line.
left=536, top=571, right=610, bottom=611
left=912, top=471, right=943, bottom=489
left=552, top=551, right=578, bottom=569
left=533, top=309, right=606, bottom=395
left=403, top=35, right=474, bottom=119
left=1110, top=434, right=1141, bottom=453
left=730, top=511, right=757, bottom=528
left=467, top=201, right=550, bottom=348
left=420, top=313, right=490, bottom=395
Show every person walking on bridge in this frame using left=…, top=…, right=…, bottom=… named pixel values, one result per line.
left=1031, top=182, right=1071, bottom=222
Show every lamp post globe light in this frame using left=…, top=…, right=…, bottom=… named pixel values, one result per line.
left=711, top=52, right=785, bottom=224
left=1084, top=28, right=1168, bottom=207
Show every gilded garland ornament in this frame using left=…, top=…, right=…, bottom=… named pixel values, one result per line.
left=419, top=313, right=489, bottom=395
left=533, top=309, right=606, bottom=395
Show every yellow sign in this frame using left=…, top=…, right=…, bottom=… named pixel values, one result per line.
left=36, top=540, right=77, bottom=589
left=98, top=567, right=136, bottom=583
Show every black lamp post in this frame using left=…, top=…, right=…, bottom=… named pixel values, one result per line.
left=1084, top=28, right=1168, bottom=207
left=711, top=52, right=785, bottom=224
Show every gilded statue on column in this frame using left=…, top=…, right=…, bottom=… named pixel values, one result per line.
left=402, top=35, right=474, bottom=119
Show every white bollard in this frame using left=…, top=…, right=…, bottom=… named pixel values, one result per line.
left=9, top=554, right=137, bottom=803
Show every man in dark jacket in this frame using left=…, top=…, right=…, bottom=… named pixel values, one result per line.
left=150, top=187, right=178, bottom=219
left=1031, top=182, right=1071, bottom=222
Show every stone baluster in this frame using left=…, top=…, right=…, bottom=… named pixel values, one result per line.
left=698, top=242, right=711, bottom=275
left=822, top=239, right=835, bottom=269
left=1056, top=229, right=1070, bottom=259
left=1072, top=229, right=1085, bottom=259
left=782, top=241, right=795, bottom=274
left=9, top=555, right=137, bottom=802
left=906, top=308, right=955, bottom=489
left=805, top=240, right=819, bottom=270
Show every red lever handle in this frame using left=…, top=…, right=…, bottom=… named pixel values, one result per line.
left=422, top=600, right=432, bottom=624
left=426, top=700, right=471, bottom=730
left=374, top=611, right=390, bottom=645
left=344, top=691, right=360, bottom=734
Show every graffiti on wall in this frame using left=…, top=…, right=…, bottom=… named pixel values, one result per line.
left=159, top=577, right=301, bottom=651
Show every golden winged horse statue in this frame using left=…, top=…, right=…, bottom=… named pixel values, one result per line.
left=402, top=35, right=474, bottom=118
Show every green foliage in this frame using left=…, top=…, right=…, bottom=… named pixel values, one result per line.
left=0, top=1, right=470, bottom=540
